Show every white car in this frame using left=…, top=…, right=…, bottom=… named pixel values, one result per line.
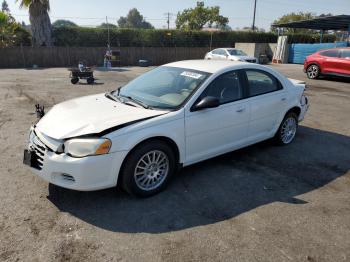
left=205, top=48, right=258, bottom=63
left=24, top=60, right=308, bottom=197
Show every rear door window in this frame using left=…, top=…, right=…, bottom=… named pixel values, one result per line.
left=219, top=49, right=228, bottom=56
left=245, top=70, right=282, bottom=97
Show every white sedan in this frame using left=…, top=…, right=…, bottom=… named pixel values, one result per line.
left=205, top=48, right=258, bottom=63
left=24, top=60, right=309, bottom=197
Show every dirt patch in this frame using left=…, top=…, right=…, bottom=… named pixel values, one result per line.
left=0, top=66, right=349, bottom=262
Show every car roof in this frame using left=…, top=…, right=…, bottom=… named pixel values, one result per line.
left=319, top=47, right=350, bottom=52
left=213, top=47, right=236, bottom=49
left=164, top=59, right=251, bottom=73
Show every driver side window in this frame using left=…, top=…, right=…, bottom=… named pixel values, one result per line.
left=200, top=71, right=243, bottom=105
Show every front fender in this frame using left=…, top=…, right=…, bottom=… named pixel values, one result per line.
left=106, top=117, right=185, bottom=164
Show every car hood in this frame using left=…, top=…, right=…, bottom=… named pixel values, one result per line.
left=36, top=93, right=167, bottom=140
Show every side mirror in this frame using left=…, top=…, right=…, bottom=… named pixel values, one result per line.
left=192, top=96, right=220, bottom=111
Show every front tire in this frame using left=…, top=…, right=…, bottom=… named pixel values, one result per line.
left=274, top=112, right=298, bottom=145
left=306, top=64, right=320, bottom=79
left=121, top=140, right=176, bottom=197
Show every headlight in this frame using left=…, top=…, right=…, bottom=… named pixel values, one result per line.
left=64, top=138, right=112, bottom=158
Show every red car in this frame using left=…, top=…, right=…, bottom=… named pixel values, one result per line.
left=304, top=47, right=350, bottom=79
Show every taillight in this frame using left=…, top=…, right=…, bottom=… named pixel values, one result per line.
left=300, top=91, right=308, bottom=106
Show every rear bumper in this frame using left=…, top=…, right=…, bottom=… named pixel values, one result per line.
left=299, top=96, right=309, bottom=122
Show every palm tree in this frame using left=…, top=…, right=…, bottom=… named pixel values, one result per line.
left=17, top=0, right=52, bottom=46
left=0, top=11, right=16, bottom=47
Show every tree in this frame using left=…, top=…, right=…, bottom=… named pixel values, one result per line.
left=17, top=0, right=52, bottom=46
left=97, top=23, right=117, bottom=29
left=52, top=19, right=77, bottom=28
left=319, top=13, right=333, bottom=18
left=271, top=12, right=315, bottom=33
left=242, top=26, right=265, bottom=32
left=0, top=11, right=15, bottom=46
left=1, top=0, right=9, bottom=13
left=176, top=1, right=228, bottom=30
left=0, top=11, right=31, bottom=47
left=118, top=8, right=154, bottom=29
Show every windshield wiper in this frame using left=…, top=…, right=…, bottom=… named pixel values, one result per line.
left=105, top=92, right=119, bottom=102
left=106, top=89, right=150, bottom=109
left=120, top=95, right=150, bottom=109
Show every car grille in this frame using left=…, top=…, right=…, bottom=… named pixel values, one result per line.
left=29, top=133, right=46, bottom=170
left=246, top=59, right=256, bottom=63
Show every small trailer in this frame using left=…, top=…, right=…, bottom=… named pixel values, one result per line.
left=68, top=63, right=95, bottom=84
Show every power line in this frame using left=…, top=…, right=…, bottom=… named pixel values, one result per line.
left=12, top=13, right=274, bottom=23
left=12, top=13, right=169, bottom=22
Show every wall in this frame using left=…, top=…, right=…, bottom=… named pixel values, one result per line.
left=235, top=43, right=277, bottom=61
left=288, top=42, right=348, bottom=64
left=0, top=46, right=210, bottom=68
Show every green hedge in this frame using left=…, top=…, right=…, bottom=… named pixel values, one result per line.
left=52, top=27, right=336, bottom=47
left=287, top=33, right=335, bottom=44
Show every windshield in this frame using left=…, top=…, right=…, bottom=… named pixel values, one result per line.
left=114, top=66, right=210, bottom=110
left=228, top=49, right=247, bottom=56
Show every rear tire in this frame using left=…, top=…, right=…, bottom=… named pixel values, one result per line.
left=306, top=64, right=320, bottom=79
left=274, top=112, right=298, bottom=145
left=71, top=78, right=79, bottom=84
left=121, top=140, right=176, bottom=197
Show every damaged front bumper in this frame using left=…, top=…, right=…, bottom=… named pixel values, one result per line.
left=23, top=128, right=128, bottom=191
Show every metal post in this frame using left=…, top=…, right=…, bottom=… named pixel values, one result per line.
left=320, top=29, right=324, bottom=43
left=210, top=31, right=213, bottom=51
left=252, top=0, right=257, bottom=31
left=20, top=44, right=26, bottom=68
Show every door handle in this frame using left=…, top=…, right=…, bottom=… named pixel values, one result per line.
left=281, top=97, right=287, bottom=101
left=236, top=107, right=245, bottom=113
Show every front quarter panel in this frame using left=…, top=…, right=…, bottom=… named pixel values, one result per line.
left=105, top=109, right=185, bottom=163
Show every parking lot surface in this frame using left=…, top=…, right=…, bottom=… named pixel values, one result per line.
left=0, top=64, right=349, bottom=262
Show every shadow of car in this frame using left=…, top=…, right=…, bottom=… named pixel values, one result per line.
left=47, top=126, right=350, bottom=234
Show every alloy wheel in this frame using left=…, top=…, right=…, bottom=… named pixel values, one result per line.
left=307, top=65, right=319, bottom=79
left=134, top=150, right=169, bottom=191
left=281, top=117, right=297, bottom=144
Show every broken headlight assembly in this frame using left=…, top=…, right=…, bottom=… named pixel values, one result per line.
left=64, top=138, right=112, bottom=158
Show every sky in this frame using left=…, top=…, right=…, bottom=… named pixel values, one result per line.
left=6, top=0, right=350, bottom=31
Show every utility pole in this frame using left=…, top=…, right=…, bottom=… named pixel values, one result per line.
left=106, top=16, right=110, bottom=49
left=164, top=12, right=174, bottom=29
left=252, top=0, right=257, bottom=31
